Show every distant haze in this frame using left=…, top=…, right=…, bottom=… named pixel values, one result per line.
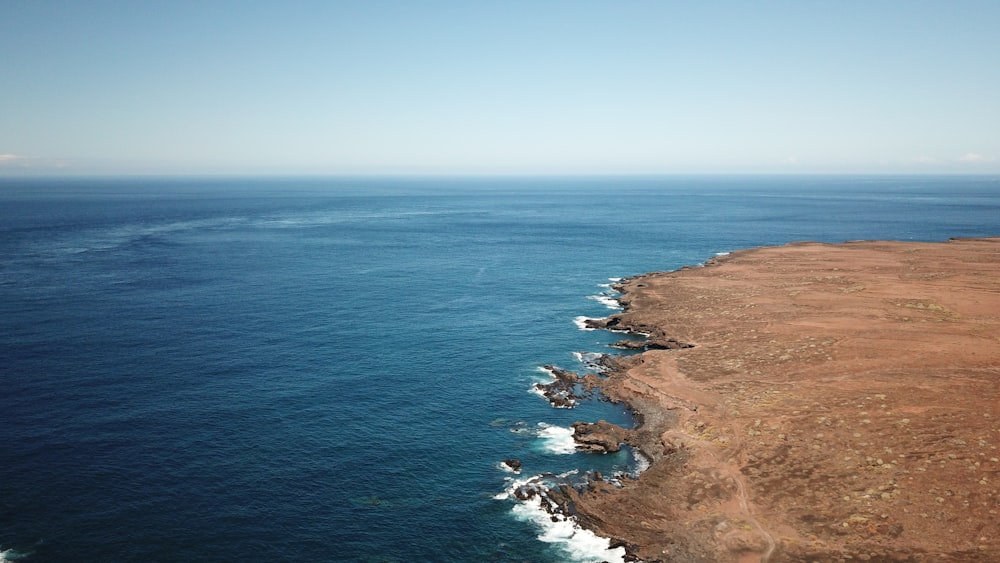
left=2, top=1, right=999, bottom=175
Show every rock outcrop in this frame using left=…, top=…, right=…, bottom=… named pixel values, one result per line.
left=534, top=365, right=603, bottom=408
left=571, top=420, right=629, bottom=453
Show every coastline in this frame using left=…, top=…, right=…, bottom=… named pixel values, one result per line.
left=545, top=238, right=1000, bottom=562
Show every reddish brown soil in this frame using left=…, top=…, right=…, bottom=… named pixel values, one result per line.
left=574, top=238, right=1000, bottom=562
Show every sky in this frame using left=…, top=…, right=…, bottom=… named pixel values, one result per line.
left=1, top=0, right=999, bottom=175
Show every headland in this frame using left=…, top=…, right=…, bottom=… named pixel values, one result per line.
left=564, top=238, right=1000, bottom=562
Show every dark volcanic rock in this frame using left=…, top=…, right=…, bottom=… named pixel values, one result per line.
left=584, top=316, right=621, bottom=330
left=544, top=365, right=579, bottom=383
left=502, top=458, right=522, bottom=473
left=611, top=339, right=650, bottom=350
left=535, top=365, right=597, bottom=408
left=572, top=420, right=629, bottom=453
left=612, top=338, right=694, bottom=351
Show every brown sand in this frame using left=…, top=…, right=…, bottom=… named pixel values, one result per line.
left=571, top=238, right=1000, bottom=562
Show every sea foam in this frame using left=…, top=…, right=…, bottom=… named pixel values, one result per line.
left=493, top=473, right=537, bottom=501
left=511, top=492, right=627, bottom=563
left=536, top=423, right=577, bottom=454
left=536, top=365, right=557, bottom=378
left=573, top=316, right=594, bottom=331
left=588, top=280, right=623, bottom=310
left=572, top=351, right=605, bottom=372
left=529, top=383, right=548, bottom=401
left=586, top=293, right=621, bottom=310
left=630, top=448, right=651, bottom=476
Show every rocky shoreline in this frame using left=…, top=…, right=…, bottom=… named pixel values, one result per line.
left=525, top=238, right=1000, bottom=562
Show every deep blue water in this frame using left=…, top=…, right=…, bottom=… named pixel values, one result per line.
left=2, top=175, right=998, bottom=562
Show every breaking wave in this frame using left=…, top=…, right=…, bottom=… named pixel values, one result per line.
left=536, top=423, right=577, bottom=455
left=586, top=293, right=621, bottom=310
left=501, top=474, right=627, bottom=563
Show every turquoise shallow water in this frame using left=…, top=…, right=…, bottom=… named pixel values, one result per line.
left=1, top=176, right=998, bottom=561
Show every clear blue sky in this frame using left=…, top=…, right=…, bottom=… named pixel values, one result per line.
left=2, top=1, right=998, bottom=175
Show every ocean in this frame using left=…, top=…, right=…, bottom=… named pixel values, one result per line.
left=2, top=175, right=998, bottom=562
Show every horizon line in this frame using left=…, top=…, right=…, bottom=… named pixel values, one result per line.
left=3, top=171, right=1000, bottom=180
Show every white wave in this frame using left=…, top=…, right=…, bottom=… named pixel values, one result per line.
left=573, top=352, right=606, bottom=373
left=573, top=316, right=595, bottom=331
left=603, top=326, right=650, bottom=337
left=530, top=367, right=577, bottom=406
left=715, top=251, right=731, bottom=256
left=497, top=470, right=582, bottom=499
left=530, top=366, right=554, bottom=398
left=536, top=365, right=557, bottom=378
left=586, top=293, right=621, bottom=310
left=511, top=493, right=627, bottom=563
left=529, top=384, right=548, bottom=401
left=531, top=378, right=577, bottom=408
left=537, top=423, right=577, bottom=454
left=583, top=352, right=604, bottom=363
left=631, top=448, right=651, bottom=476
left=494, top=473, right=539, bottom=500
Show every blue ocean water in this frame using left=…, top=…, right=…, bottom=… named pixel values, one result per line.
left=1, top=175, right=998, bottom=562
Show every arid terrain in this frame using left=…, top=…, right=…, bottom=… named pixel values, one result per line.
left=570, top=238, right=1000, bottom=562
